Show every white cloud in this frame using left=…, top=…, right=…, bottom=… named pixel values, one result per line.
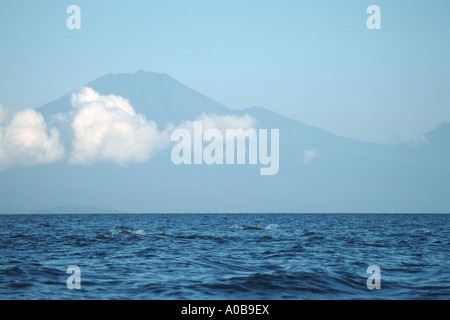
left=400, top=133, right=429, bottom=146
left=197, top=113, right=257, bottom=132
left=69, top=87, right=167, bottom=165
left=0, top=104, right=64, bottom=171
left=303, top=149, right=317, bottom=163
left=1, top=89, right=260, bottom=172
left=177, top=113, right=257, bottom=134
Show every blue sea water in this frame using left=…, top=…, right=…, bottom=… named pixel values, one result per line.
left=0, top=213, right=448, bottom=300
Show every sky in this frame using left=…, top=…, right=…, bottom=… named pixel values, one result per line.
left=1, top=0, right=449, bottom=144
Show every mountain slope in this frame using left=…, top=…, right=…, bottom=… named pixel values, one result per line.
left=38, top=70, right=230, bottom=126
left=425, top=121, right=450, bottom=147
left=0, top=71, right=448, bottom=213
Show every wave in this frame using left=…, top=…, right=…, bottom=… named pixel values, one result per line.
left=196, top=268, right=365, bottom=299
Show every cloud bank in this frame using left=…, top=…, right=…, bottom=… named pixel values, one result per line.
left=69, top=87, right=166, bottom=165
left=0, top=88, right=257, bottom=171
left=177, top=113, right=257, bottom=134
left=0, top=104, right=64, bottom=171
left=399, top=133, right=429, bottom=146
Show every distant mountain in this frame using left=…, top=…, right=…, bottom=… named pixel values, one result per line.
left=38, top=70, right=230, bottom=126
left=32, top=206, right=124, bottom=214
left=1, top=71, right=449, bottom=214
left=425, top=122, right=450, bottom=146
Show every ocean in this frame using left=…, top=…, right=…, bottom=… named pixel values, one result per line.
left=0, top=213, right=448, bottom=300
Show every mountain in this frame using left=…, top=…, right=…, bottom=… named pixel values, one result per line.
left=425, top=122, right=450, bottom=147
left=1, top=71, right=449, bottom=213
left=38, top=70, right=230, bottom=126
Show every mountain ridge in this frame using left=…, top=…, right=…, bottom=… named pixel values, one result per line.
left=1, top=70, right=448, bottom=214
left=37, top=70, right=447, bottom=147
left=38, top=70, right=231, bottom=127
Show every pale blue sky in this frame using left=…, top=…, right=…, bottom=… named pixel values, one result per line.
left=1, top=0, right=449, bottom=143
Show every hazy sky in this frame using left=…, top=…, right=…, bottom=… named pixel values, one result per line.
left=1, top=0, right=449, bottom=144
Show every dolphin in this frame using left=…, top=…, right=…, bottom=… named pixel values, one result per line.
left=245, top=224, right=262, bottom=230
left=103, top=231, right=114, bottom=237
left=159, top=229, right=170, bottom=236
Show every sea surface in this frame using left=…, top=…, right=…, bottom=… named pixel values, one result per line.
left=0, top=213, right=448, bottom=300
